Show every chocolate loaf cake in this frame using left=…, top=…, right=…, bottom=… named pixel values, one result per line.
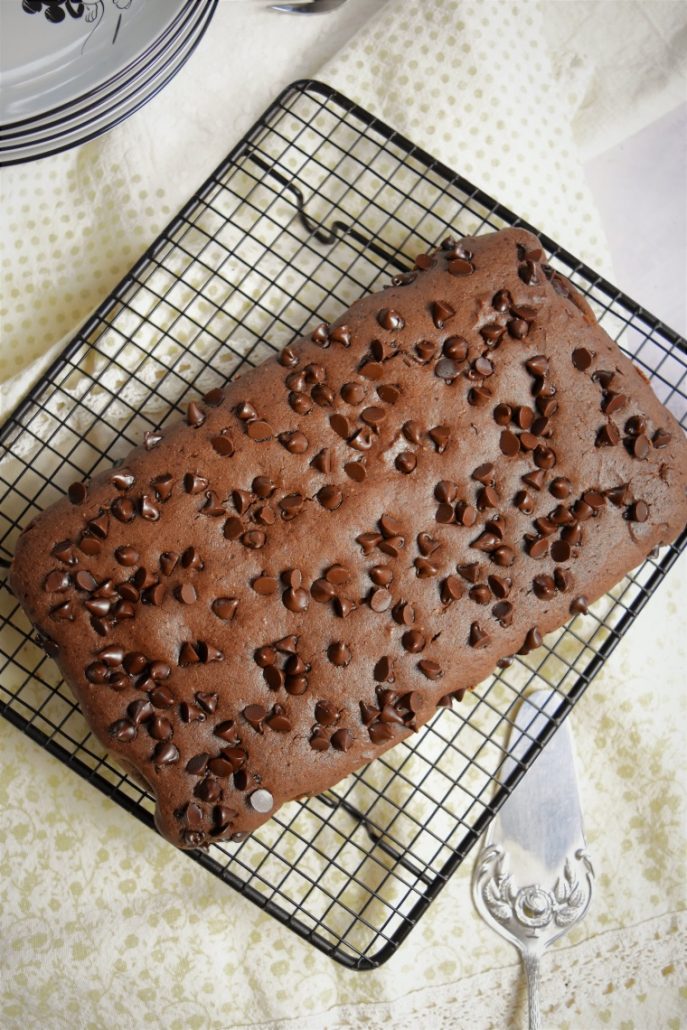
left=11, top=228, right=687, bottom=849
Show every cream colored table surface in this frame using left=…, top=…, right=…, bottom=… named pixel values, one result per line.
left=1, top=2, right=686, bottom=1028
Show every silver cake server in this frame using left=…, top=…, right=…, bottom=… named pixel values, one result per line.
left=472, top=690, right=594, bottom=1030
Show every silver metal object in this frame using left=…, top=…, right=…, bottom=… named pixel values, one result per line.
left=472, top=690, right=594, bottom=1030
left=272, top=0, right=348, bottom=13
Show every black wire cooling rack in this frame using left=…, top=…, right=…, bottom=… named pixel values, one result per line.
left=1, top=80, right=686, bottom=970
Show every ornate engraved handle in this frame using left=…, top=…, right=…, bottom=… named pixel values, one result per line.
left=473, top=844, right=595, bottom=1028
left=475, top=844, right=595, bottom=938
left=523, top=948, right=541, bottom=1030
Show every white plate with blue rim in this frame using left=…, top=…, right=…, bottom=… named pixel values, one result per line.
left=0, top=0, right=218, bottom=165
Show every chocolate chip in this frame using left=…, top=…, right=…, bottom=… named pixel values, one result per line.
left=526, top=535, right=549, bottom=559
left=468, top=385, right=493, bottom=407
left=434, top=358, right=460, bottom=383
left=186, top=401, right=206, bottom=427
left=430, top=300, right=454, bottom=329
left=359, top=360, right=384, bottom=381
left=330, top=728, right=352, bottom=752
left=469, top=622, right=490, bottom=649
left=402, top=629, right=425, bottom=653
left=629, top=433, right=650, bottom=460
left=366, top=586, right=391, bottom=612
left=203, top=387, right=225, bottom=406
left=243, top=704, right=267, bottom=733
left=392, top=601, right=415, bottom=626
left=287, top=390, right=311, bottom=415
left=149, top=714, right=173, bottom=740
left=596, top=423, right=620, bottom=447
left=241, top=530, right=265, bottom=550
left=340, top=382, right=366, bottom=405
left=553, top=567, right=573, bottom=593
left=488, top=574, right=512, bottom=599
left=605, top=484, right=632, bottom=508
left=652, top=428, right=671, bottom=449
left=493, top=404, right=512, bottom=426
left=371, top=656, right=392, bottom=683
left=333, top=596, right=357, bottom=619
left=433, top=482, right=456, bottom=507
left=471, top=531, right=500, bottom=553
left=283, top=671, right=307, bottom=695
left=523, top=469, right=546, bottom=491
left=536, top=396, right=558, bottom=418
left=309, top=728, right=330, bottom=751
left=572, top=348, right=593, bottom=371
left=190, top=692, right=217, bottom=717
left=342, top=460, right=365, bottom=483
left=283, top=587, right=309, bottom=613
left=476, top=485, right=498, bottom=511
left=499, top=430, right=519, bottom=457
left=187, top=754, right=209, bottom=778
left=628, top=500, right=649, bottom=522
left=561, top=524, right=583, bottom=545
left=480, top=324, right=505, bottom=347
left=67, top=481, right=88, bottom=505
left=153, top=741, right=179, bottom=766
left=519, top=627, right=543, bottom=654
left=377, top=384, right=401, bottom=405
left=440, top=575, right=463, bottom=604
left=309, top=323, right=329, bottom=347
left=266, top=707, right=291, bottom=733
left=593, top=369, right=615, bottom=389
left=308, top=577, right=334, bottom=604
left=327, top=642, right=351, bottom=668
left=143, top=430, right=163, bottom=451
left=549, top=477, right=572, bottom=500
left=395, top=451, right=417, bottom=474
left=317, top=485, right=344, bottom=510
left=438, top=338, right=467, bottom=366
left=532, top=574, right=555, bottom=600
left=250, top=576, right=276, bottom=597
left=377, top=308, right=405, bottom=331
left=508, top=318, right=529, bottom=339
left=181, top=547, right=204, bottom=570
left=550, top=540, right=570, bottom=563
left=570, top=595, right=589, bottom=615
left=111, top=470, right=135, bottom=490
left=78, top=534, right=101, bottom=557
left=602, top=391, right=627, bottom=415
left=312, top=384, right=335, bottom=408
left=492, top=601, right=513, bottom=627
left=149, top=685, right=174, bottom=709
left=455, top=502, right=478, bottom=527
left=247, top=478, right=271, bottom=502
left=435, top=502, right=454, bottom=524
left=329, top=413, right=351, bottom=440
left=448, top=257, right=474, bottom=276
left=110, top=719, right=136, bottom=742
left=349, top=426, right=375, bottom=452
left=279, top=430, right=309, bottom=454
left=173, top=583, right=196, bottom=606
left=246, top=416, right=271, bottom=440
left=469, top=583, right=491, bottom=605
left=330, top=324, right=352, bottom=347
left=533, top=445, right=556, bottom=469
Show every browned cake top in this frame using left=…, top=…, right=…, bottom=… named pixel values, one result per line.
left=11, top=227, right=687, bottom=849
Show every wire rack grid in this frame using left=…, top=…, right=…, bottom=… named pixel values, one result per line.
left=1, top=80, right=685, bottom=970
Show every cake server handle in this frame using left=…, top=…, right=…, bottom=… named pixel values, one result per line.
left=523, top=946, right=542, bottom=1030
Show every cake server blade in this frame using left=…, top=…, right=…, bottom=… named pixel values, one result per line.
left=472, top=689, right=594, bottom=1030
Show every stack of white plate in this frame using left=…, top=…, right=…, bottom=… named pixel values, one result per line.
left=0, top=0, right=218, bottom=166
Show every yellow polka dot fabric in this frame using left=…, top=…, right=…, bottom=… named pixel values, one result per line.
left=1, top=2, right=685, bottom=1027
